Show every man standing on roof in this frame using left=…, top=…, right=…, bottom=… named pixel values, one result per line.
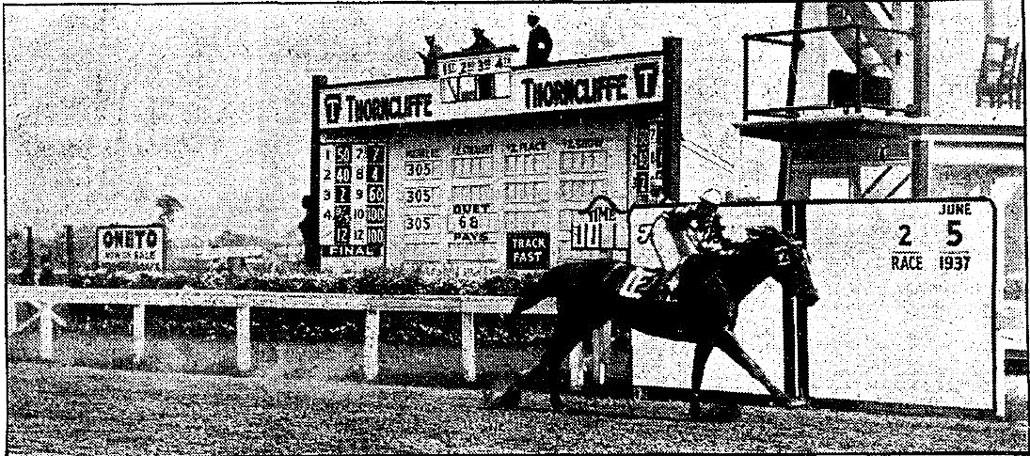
left=526, top=12, right=552, bottom=67
left=464, top=27, right=496, bottom=53
left=417, top=35, right=444, bottom=77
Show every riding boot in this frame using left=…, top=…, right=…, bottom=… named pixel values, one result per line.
left=642, top=262, right=683, bottom=302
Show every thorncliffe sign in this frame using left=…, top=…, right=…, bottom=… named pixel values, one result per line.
left=318, top=54, right=663, bottom=128
left=324, top=93, right=434, bottom=124
left=521, top=62, right=659, bottom=109
left=521, top=74, right=630, bottom=108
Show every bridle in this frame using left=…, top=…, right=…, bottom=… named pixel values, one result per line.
left=772, top=240, right=805, bottom=268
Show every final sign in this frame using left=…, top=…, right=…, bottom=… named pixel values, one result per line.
left=507, top=231, right=550, bottom=270
left=96, top=224, right=166, bottom=270
left=571, top=195, right=625, bottom=250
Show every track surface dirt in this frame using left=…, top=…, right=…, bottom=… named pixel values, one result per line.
left=5, top=362, right=1027, bottom=453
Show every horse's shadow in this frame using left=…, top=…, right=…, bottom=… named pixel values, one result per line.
left=486, top=398, right=743, bottom=423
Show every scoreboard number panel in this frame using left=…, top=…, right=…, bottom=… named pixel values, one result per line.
left=319, top=145, right=336, bottom=245
left=320, top=143, right=387, bottom=257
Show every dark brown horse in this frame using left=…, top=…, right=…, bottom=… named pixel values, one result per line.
left=486, top=226, right=819, bottom=419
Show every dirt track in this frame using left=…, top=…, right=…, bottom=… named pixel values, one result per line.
left=5, top=362, right=1027, bottom=454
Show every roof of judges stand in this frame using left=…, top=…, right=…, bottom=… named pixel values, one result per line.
left=319, top=48, right=666, bottom=90
left=436, top=45, right=520, bottom=60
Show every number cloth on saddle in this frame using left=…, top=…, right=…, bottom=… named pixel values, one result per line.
left=608, top=264, right=667, bottom=300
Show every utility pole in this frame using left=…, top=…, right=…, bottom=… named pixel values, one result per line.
left=23, top=226, right=35, bottom=285
left=66, top=225, right=75, bottom=277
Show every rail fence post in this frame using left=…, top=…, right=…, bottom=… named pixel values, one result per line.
left=363, top=310, right=380, bottom=381
left=568, top=341, right=584, bottom=390
left=460, top=312, right=476, bottom=382
left=39, top=300, right=54, bottom=361
left=590, top=322, right=611, bottom=385
left=8, top=300, right=18, bottom=338
left=132, top=304, right=146, bottom=364
left=236, top=306, right=252, bottom=372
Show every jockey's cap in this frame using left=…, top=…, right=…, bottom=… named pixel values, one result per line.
left=699, top=188, right=723, bottom=205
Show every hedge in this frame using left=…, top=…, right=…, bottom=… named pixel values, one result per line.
left=12, top=266, right=562, bottom=347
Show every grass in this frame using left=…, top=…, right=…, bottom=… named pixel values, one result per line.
left=5, top=330, right=632, bottom=392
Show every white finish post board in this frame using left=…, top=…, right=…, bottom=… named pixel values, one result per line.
left=804, top=199, right=996, bottom=410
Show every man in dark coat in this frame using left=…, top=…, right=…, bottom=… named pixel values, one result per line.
left=526, top=13, right=552, bottom=67
left=298, top=195, right=320, bottom=268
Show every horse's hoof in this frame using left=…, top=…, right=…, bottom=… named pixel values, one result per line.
left=770, top=395, right=806, bottom=409
left=483, top=387, right=521, bottom=409
left=696, top=403, right=742, bottom=422
left=482, top=377, right=522, bottom=409
left=550, top=398, right=565, bottom=413
left=784, top=398, right=807, bottom=409
left=482, top=388, right=502, bottom=409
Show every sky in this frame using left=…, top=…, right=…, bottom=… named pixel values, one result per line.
left=4, top=3, right=795, bottom=241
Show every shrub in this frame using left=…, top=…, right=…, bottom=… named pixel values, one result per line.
left=45, top=265, right=551, bottom=347
left=62, top=266, right=542, bottom=296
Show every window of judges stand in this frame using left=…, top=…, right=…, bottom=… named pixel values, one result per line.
left=440, top=73, right=512, bottom=103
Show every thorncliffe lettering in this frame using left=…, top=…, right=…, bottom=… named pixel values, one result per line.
left=344, top=94, right=433, bottom=123
left=521, top=75, right=629, bottom=109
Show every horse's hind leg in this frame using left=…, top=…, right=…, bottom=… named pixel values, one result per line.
left=515, top=314, right=595, bottom=411
left=543, top=322, right=592, bottom=411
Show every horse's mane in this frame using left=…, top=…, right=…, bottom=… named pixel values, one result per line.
left=733, top=225, right=790, bottom=254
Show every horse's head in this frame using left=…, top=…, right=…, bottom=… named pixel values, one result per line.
left=744, top=226, right=820, bottom=307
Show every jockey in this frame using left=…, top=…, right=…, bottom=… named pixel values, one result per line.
left=649, top=188, right=731, bottom=303
left=667, top=188, right=727, bottom=256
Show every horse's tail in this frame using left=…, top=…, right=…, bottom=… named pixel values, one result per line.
left=504, top=268, right=558, bottom=329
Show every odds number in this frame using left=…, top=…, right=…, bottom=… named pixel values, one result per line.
left=406, top=188, right=433, bottom=204
left=457, top=216, right=480, bottom=230
left=406, top=216, right=432, bottom=231
left=406, top=162, right=434, bottom=177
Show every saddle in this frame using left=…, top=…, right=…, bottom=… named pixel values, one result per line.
left=611, top=255, right=727, bottom=303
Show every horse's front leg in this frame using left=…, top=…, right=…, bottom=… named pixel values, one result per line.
left=710, top=329, right=800, bottom=406
left=690, top=343, right=714, bottom=419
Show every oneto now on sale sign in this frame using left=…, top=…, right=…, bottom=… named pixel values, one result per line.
left=96, top=224, right=166, bottom=269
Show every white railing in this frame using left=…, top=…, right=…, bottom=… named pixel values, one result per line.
left=5, top=286, right=601, bottom=385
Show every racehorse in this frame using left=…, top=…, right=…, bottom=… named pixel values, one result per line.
left=485, top=226, right=819, bottom=419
